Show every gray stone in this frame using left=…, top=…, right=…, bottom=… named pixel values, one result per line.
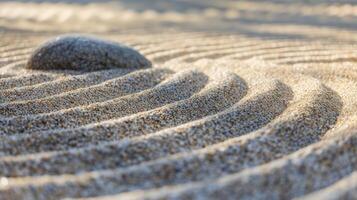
left=27, top=35, right=152, bottom=71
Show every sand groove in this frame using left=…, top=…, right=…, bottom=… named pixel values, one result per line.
left=98, top=131, right=356, bottom=200
left=0, top=68, right=172, bottom=116
left=0, top=78, right=290, bottom=177
left=0, top=70, right=208, bottom=134
left=0, top=78, right=343, bottom=199
left=0, top=71, right=246, bottom=155
left=297, top=171, right=357, bottom=200
left=0, top=69, right=132, bottom=102
left=0, top=0, right=356, bottom=199
left=0, top=74, right=56, bottom=90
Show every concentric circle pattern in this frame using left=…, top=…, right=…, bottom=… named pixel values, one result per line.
left=0, top=0, right=356, bottom=200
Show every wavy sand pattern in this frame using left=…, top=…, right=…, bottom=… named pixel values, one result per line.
left=0, top=0, right=356, bottom=200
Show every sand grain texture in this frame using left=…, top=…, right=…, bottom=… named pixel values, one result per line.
left=0, top=0, right=356, bottom=200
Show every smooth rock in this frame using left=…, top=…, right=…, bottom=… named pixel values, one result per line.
left=27, top=35, right=152, bottom=71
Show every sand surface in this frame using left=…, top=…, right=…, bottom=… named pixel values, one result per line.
left=0, top=0, right=356, bottom=200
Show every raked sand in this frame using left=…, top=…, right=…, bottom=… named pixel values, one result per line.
left=0, top=0, right=356, bottom=200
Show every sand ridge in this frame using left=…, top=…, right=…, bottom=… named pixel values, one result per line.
left=0, top=0, right=356, bottom=200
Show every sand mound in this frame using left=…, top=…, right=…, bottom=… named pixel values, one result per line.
left=0, top=0, right=356, bottom=200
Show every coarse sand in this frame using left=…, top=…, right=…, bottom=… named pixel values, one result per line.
left=0, top=0, right=356, bottom=200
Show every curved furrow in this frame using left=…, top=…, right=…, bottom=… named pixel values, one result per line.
left=110, top=32, right=214, bottom=48
left=0, top=58, right=28, bottom=69
left=0, top=60, right=27, bottom=72
left=99, top=128, right=356, bottom=200
left=0, top=45, right=34, bottom=55
left=296, top=171, right=357, bottom=200
left=0, top=73, right=56, bottom=91
left=140, top=39, right=241, bottom=56
left=0, top=54, right=31, bottom=64
left=219, top=44, right=325, bottom=61
left=294, top=67, right=357, bottom=139
left=136, top=34, right=243, bottom=54
left=0, top=51, right=31, bottom=61
left=147, top=42, right=257, bottom=63
left=0, top=68, right=131, bottom=103
left=0, top=54, right=30, bottom=62
left=277, top=54, right=357, bottom=65
left=0, top=68, right=172, bottom=117
left=183, top=50, right=243, bottom=63
left=0, top=77, right=291, bottom=177
left=0, top=47, right=33, bottom=59
left=176, top=43, right=310, bottom=63
left=0, top=78, right=342, bottom=199
left=0, top=70, right=208, bottom=135
left=109, top=33, right=226, bottom=53
left=0, top=71, right=247, bottom=155
left=292, top=67, right=357, bottom=85
left=246, top=48, right=354, bottom=63
left=138, top=38, right=312, bottom=59
left=150, top=49, right=233, bottom=64
left=262, top=49, right=355, bottom=62
left=0, top=2, right=356, bottom=198
left=96, top=80, right=338, bottom=192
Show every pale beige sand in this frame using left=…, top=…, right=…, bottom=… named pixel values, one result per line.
left=0, top=0, right=356, bottom=200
